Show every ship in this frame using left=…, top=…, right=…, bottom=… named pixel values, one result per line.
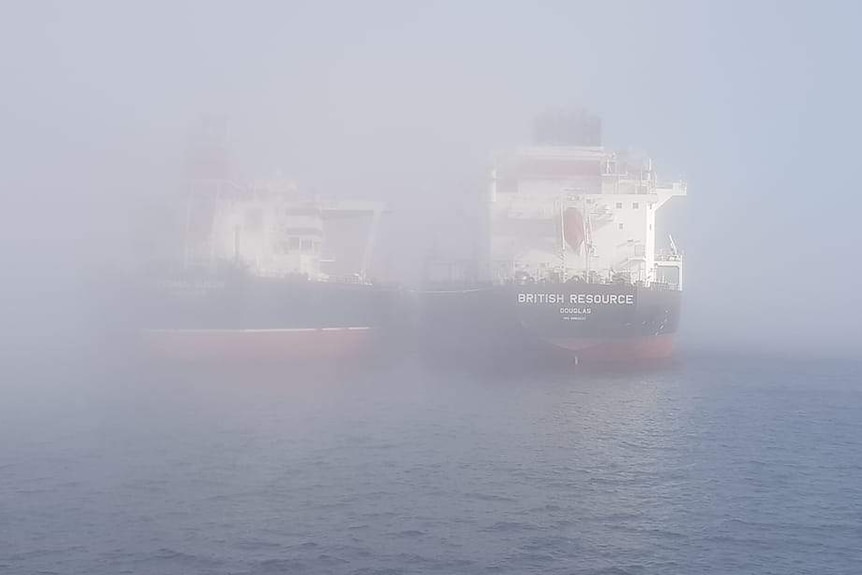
left=416, top=110, right=687, bottom=367
left=133, top=118, right=400, bottom=362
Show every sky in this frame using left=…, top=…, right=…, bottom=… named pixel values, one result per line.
left=1, top=0, right=861, bottom=357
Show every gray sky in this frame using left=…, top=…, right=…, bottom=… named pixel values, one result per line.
left=2, top=0, right=860, bottom=357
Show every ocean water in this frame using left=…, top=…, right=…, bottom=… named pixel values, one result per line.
left=1, top=354, right=860, bottom=574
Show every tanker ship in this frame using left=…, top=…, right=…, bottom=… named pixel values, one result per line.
left=132, top=119, right=399, bottom=362
left=417, top=111, right=687, bottom=366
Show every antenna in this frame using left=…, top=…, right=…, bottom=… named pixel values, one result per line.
left=668, top=234, right=679, bottom=257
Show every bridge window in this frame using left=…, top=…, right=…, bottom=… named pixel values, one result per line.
left=618, top=223, right=624, bottom=230
left=615, top=202, right=623, bottom=209
left=632, top=202, right=640, bottom=209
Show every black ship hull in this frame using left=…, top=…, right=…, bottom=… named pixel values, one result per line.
left=131, top=270, right=402, bottom=362
left=415, top=282, right=681, bottom=367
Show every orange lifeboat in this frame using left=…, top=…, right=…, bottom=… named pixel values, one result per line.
left=563, top=207, right=585, bottom=252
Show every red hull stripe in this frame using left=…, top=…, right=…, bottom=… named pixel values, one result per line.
left=544, top=334, right=675, bottom=362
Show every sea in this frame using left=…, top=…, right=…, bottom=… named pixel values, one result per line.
left=1, top=352, right=860, bottom=575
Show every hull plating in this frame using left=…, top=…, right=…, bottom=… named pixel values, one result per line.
left=416, top=283, right=681, bottom=365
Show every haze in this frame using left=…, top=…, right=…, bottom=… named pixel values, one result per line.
left=2, top=0, right=860, bottom=359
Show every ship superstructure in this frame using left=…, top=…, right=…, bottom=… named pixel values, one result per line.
left=186, top=177, right=385, bottom=283
left=487, top=143, right=686, bottom=289
left=177, top=117, right=386, bottom=283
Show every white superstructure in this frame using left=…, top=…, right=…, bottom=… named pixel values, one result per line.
left=175, top=117, right=386, bottom=282
left=181, top=177, right=385, bottom=282
left=486, top=144, right=686, bottom=289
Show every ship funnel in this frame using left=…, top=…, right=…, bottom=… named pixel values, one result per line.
left=533, top=109, right=602, bottom=146
left=185, top=114, right=231, bottom=181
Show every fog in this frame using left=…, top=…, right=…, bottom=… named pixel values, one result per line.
left=2, top=0, right=861, bottom=359
left=5, top=6, right=862, bottom=575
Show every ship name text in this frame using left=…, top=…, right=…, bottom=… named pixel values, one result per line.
left=517, top=293, right=634, bottom=305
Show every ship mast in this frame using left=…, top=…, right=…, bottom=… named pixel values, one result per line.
left=583, top=195, right=594, bottom=281
left=583, top=195, right=589, bottom=280
left=559, top=193, right=567, bottom=281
